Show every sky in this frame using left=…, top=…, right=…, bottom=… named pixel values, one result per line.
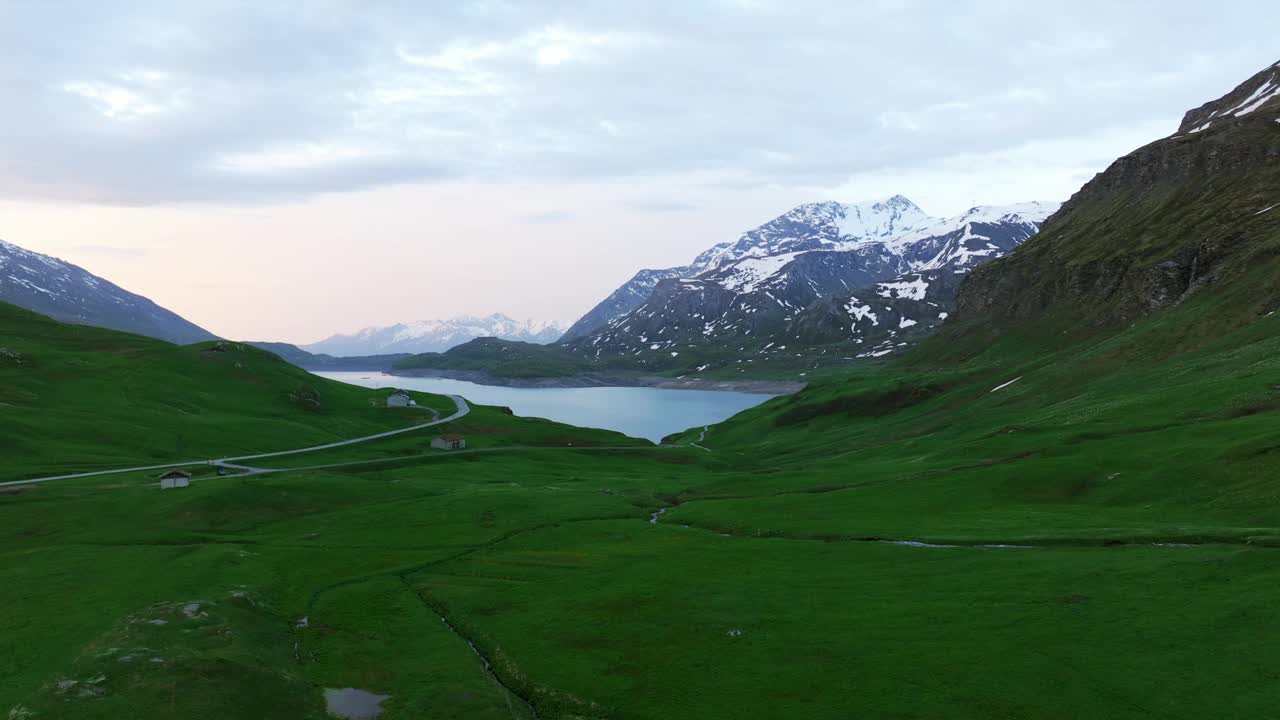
left=0, top=1, right=1276, bottom=343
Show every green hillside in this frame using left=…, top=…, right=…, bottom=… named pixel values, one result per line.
left=393, top=336, right=592, bottom=378
left=0, top=303, right=634, bottom=483
left=392, top=334, right=833, bottom=382
left=0, top=303, right=445, bottom=482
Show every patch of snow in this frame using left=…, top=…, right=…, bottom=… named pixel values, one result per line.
left=877, top=277, right=929, bottom=300
left=832, top=195, right=930, bottom=241
left=716, top=252, right=803, bottom=292
left=845, top=301, right=879, bottom=326
left=1231, top=77, right=1280, bottom=117
left=990, top=376, right=1023, bottom=393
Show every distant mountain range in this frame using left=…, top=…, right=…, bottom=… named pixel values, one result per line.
left=0, top=238, right=217, bottom=344
left=558, top=196, right=1058, bottom=371
left=1, top=197, right=1048, bottom=379
left=0, top=236, right=565, bottom=364
left=303, top=314, right=565, bottom=356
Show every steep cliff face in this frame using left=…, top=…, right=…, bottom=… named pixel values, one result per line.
left=950, top=60, right=1280, bottom=343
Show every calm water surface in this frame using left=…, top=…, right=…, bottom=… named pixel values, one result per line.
left=316, top=371, right=776, bottom=442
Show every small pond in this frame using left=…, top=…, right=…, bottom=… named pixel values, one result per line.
left=324, top=688, right=390, bottom=719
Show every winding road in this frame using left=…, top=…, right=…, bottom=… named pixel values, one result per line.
left=0, top=395, right=471, bottom=488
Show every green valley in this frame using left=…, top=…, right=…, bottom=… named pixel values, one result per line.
left=5, top=291, right=1280, bottom=717
left=2, top=33, right=1278, bottom=720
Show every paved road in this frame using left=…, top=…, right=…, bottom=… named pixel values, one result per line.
left=0, top=396, right=470, bottom=488
left=214, top=443, right=689, bottom=477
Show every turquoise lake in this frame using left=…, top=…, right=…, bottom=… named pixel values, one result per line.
left=316, top=371, right=777, bottom=442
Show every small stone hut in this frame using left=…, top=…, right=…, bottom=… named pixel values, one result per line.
left=159, top=469, right=192, bottom=489
left=386, top=389, right=415, bottom=407
left=431, top=434, right=466, bottom=450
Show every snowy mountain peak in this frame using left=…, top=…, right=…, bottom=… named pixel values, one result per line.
left=831, top=195, right=929, bottom=241
left=689, top=194, right=928, bottom=274
left=304, top=313, right=565, bottom=356
left=770, top=195, right=926, bottom=238
left=959, top=201, right=1058, bottom=224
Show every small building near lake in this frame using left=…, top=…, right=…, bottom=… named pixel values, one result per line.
left=386, top=389, right=416, bottom=407
left=431, top=434, right=466, bottom=450
left=158, top=469, right=192, bottom=489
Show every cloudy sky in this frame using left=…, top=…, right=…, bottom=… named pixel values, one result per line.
left=1, top=1, right=1275, bottom=342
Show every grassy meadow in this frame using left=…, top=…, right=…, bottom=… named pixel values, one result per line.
left=4, top=297, right=1280, bottom=718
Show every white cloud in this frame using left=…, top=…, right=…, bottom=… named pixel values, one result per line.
left=60, top=69, right=188, bottom=121
left=0, top=1, right=1274, bottom=204
left=215, top=142, right=395, bottom=173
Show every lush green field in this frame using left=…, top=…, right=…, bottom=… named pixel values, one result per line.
left=6, top=287, right=1280, bottom=718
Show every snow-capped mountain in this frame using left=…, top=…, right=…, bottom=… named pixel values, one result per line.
left=561, top=195, right=932, bottom=340
left=304, top=314, right=565, bottom=356
left=0, top=238, right=217, bottom=344
left=689, top=194, right=930, bottom=273
left=562, top=197, right=1058, bottom=368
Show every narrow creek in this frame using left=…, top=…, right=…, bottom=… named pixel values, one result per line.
left=434, top=612, right=538, bottom=719
left=646, top=501, right=1240, bottom=549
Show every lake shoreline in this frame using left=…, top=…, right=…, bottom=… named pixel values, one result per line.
left=316, top=370, right=782, bottom=442
left=386, top=368, right=806, bottom=395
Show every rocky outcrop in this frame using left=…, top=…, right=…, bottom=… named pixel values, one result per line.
left=1178, top=60, right=1280, bottom=134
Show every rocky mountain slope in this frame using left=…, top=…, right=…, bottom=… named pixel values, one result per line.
left=0, top=238, right=216, bottom=344
left=561, top=268, right=685, bottom=342
left=942, top=58, right=1280, bottom=354
left=303, top=313, right=565, bottom=356
left=563, top=198, right=1057, bottom=370
left=561, top=195, right=931, bottom=340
